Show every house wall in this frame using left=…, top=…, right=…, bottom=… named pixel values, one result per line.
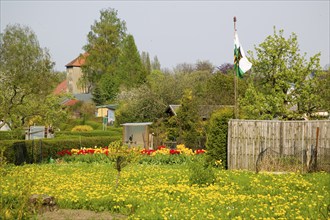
left=67, top=66, right=84, bottom=94
left=97, top=108, right=108, bottom=117
left=108, top=109, right=115, bottom=122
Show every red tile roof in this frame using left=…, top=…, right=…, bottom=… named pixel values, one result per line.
left=62, top=99, right=79, bottom=106
left=53, top=80, right=68, bottom=95
left=65, top=52, right=89, bottom=67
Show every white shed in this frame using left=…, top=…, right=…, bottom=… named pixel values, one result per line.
left=121, top=122, right=152, bottom=148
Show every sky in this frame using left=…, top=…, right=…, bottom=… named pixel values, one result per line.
left=1, top=0, right=329, bottom=72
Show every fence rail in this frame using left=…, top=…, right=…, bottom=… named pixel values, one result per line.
left=227, top=120, right=330, bottom=172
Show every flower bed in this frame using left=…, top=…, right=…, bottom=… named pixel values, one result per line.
left=57, top=144, right=205, bottom=158
left=56, top=144, right=206, bottom=164
left=140, top=144, right=205, bottom=156
left=1, top=163, right=329, bottom=219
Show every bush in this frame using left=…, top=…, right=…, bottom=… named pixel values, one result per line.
left=205, top=107, right=234, bottom=169
left=188, top=155, right=215, bottom=186
left=71, top=125, right=93, bottom=132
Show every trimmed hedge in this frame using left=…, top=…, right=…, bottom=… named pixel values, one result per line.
left=0, top=136, right=121, bottom=165
left=55, top=129, right=122, bottom=138
left=0, top=131, right=25, bottom=141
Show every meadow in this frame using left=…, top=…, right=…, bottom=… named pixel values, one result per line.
left=1, top=160, right=329, bottom=219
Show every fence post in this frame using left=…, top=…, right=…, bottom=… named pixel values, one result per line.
left=279, top=122, right=283, bottom=156
left=313, top=127, right=319, bottom=171
left=227, top=120, right=232, bottom=170
left=39, top=139, right=42, bottom=163
left=31, top=139, right=34, bottom=163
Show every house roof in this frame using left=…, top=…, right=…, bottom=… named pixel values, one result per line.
left=73, top=93, right=93, bottom=102
left=65, top=52, right=88, bottom=67
left=165, top=105, right=181, bottom=116
left=61, top=99, right=79, bottom=106
left=96, top=104, right=118, bottom=110
left=53, top=80, right=68, bottom=95
left=165, top=104, right=235, bottom=119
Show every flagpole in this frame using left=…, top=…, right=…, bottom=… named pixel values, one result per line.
left=234, top=16, right=238, bottom=119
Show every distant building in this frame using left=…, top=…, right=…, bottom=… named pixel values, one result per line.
left=96, top=104, right=118, bottom=124
left=53, top=79, right=68, bottom=95
left=0, top=120, right=11, bottom=131
left=65, top=52, right=89, bottom=94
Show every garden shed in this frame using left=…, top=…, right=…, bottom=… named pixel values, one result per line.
left=121, top=122, right=152, bottom=148
left=96, top=104, right=117, bottom=124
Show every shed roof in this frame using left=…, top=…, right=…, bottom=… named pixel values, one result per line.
left=165, top=105, right=181, bottom=116
left=121, top=122, right=152, bottom=126
left=165, top=104, right=235, bottom=119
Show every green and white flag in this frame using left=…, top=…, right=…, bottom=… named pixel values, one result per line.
left=234, top=31, right=252, bottom=78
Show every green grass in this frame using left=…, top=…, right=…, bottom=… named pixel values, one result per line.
left=1, top=163, right=329, bottom=219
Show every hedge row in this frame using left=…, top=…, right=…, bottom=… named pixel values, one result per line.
left=55, top=129, right=122, bottom=138
left=0, top=131, right=25, bottom=141
left=0, top=136, right=121, bottom=165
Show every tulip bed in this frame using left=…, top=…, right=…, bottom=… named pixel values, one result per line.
left=56, top=144, right=206, bottom=165
left=1, top=162, right=329, bottom=219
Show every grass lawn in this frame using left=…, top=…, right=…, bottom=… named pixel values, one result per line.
left=1, top=162, right=329, bottom=219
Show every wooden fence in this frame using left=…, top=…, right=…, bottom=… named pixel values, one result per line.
left=227, top=120, right=330, bottom=172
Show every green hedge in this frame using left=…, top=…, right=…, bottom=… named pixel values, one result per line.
left=0, top=131, right=25, bottom=140
left=55, top=129, right=122, bottom=138
left=0, top=136, right=121, bottom=165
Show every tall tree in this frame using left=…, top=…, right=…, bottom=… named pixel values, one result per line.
left=173, top=62, right=195, bottom=74
left=152, top=55, right=161, bottom=71
left=91, top=86, right=105, bottom=105
left=82, top=8, right=127, bottom=89
left=217, top=63, right=234, bottom=74
left=195, top=60, right=214, bottom=73
left=175, top=89, right=203, bottom=149
left=241, top=28, right=323, bottom=119
left=0, top=24, right=63, bottom=129
left=141, top=51, right=151, bottom=75
left=116, top=34, right=146, bottom=88
left=318, top=68, right=330, bottom=112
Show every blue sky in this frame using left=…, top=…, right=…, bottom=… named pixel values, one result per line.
left=1, top=1, right=329, bottom=71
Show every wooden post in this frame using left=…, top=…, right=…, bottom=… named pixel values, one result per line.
left=314, top=127, right=319, bottom=171
left=234, top=16, right=238, bottom=119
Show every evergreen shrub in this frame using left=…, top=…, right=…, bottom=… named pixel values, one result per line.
left=205, top=107, right=234, bottom=169
left=71, top=125, right=93, bottom=132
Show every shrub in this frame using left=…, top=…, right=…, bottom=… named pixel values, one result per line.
left=188, top=155, right=215, bottom=186
left=205, top=107, right=234, bottom=169
left=71, top=125, right=93, bottom=132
